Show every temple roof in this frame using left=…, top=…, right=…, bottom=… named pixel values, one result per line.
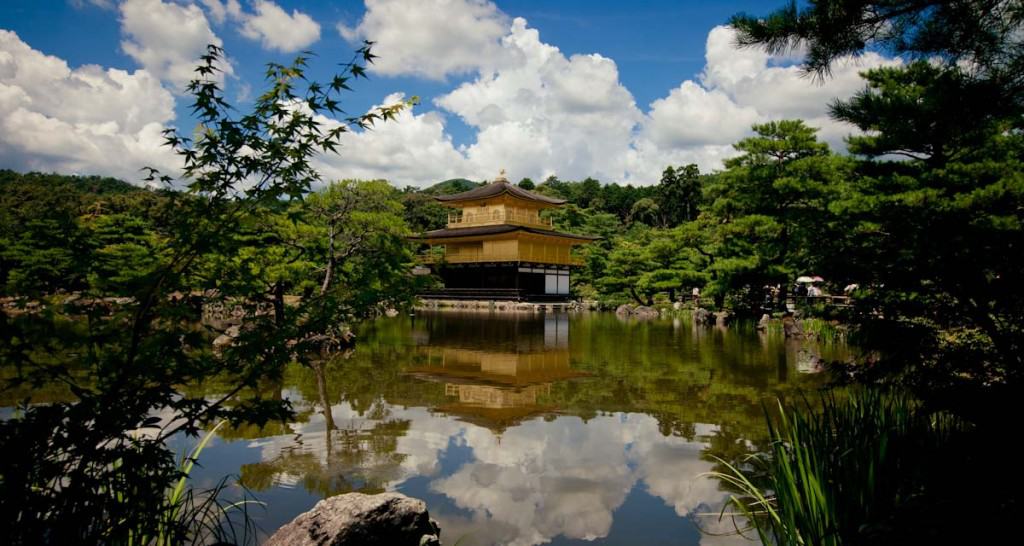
left=412, top=224, right=599, bottom=241
left=435, top=177, right=566, bottom=205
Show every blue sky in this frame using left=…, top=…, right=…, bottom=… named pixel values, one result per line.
left=0, top=1, right=898, bottom=187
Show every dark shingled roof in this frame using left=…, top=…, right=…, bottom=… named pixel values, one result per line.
left=435, top=179, right=566, bottom=205
left=412, top=224, right=599, bottom=241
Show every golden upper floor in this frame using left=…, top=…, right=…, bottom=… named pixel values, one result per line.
left=436, top=172, right=564, bottom=229
left=446, top=203, right=553, bottom=229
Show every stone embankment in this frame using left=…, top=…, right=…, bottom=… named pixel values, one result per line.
left=265, top=492, right=441, bottom=546
left=415, top=299, right=598, bottom=313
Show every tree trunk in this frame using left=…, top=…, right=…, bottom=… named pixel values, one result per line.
left=313, top=360, right=335, bottom=457
left=320, top=221, right=335, bottom=296
left=629, top=287, right=646, bottom=306
left=272, top=280, right=285, bottom=327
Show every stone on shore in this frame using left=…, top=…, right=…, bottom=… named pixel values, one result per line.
left=692, top=307, right=714, bottom=326
left=632, top=305, right=659, bottom=319
left=264, top=492, right=440, bottom=546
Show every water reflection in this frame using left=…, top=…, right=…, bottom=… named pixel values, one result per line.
left=408, top=313, right=582, bottom=433
left=195, top=312, right=838, bottom=545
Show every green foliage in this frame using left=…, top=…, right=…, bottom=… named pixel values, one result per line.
left=400, top=188, right=448, bottom=233
left=84, top=213, right=166, bottom=294
left=831, top=62, right=1008, bottom=164
left=657, top=164, right=703, bottom=225
left=730, top=0, right=1024, bottom=94
left=699, top=121, right=853, bottom=314
left=599, top=228, right=659, bottom=305
left=0, top=171, right=126, bottom=294
left=305, top=179, right=421, bottom=311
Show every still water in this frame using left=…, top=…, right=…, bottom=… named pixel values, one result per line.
left=182, top=311, right=841, bottom=545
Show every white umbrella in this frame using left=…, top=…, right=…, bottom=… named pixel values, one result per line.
left=796, top=276, right=814, bottom=283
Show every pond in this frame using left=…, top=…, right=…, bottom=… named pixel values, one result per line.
left=176, top=311, right=843, bottom=545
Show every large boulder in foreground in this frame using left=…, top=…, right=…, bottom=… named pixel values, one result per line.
left=264, top=492, right=440, bottom=546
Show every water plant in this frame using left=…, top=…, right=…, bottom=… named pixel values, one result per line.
left=115, top=421, right=261, bottom=546
left=706, top=389, right=966, bottom=545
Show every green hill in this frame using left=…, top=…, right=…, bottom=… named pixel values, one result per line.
left=0, top=169, right=141, bottom=197
left=421, top=178, right=482, bottom=196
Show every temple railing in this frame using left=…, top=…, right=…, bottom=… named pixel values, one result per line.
left=447, top=209, right=553, bottom=229
left=418, top=251, right=582, bottom=266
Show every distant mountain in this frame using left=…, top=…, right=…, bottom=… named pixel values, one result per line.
left=0, top=170, right=141, bottom=196
left=421, top=178, right=483, bottom=196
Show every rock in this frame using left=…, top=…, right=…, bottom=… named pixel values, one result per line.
left=212, top=334, right=233, bottom=351
left=264, top=492, right=440, bottom=546
left=757, top=313, right=771, bottom=331
left=633, top=306, right=659, bottom=320
left=672, top=301, right=684, bottom=311
left=714, top=311, right=733, bottom=327
left=692, top=308, right=714, bottom=326
left=782, top=315, right=804, bottom=338
left=212, top=325, right=241, bottom=350
left=615, top=304, right=634, bottom=317
left=384, top=308, right=399, bottom=318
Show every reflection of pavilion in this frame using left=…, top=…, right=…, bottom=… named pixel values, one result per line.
left=407, top=312, right=584, bottom=431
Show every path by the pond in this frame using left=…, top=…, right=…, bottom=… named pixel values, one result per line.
left=176, top=311, right=843, bottom=545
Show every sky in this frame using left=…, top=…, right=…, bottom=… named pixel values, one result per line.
left=0, top=0, right=901, bottom=188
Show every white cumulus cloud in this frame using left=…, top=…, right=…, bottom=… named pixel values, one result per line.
left=431, top=17, right=643, bottom=183
left=323, top=3, right=901, bottom=187
left=199, top=0, right=242, bottom=25
left=119, top=0, right=228, bottom=92
left=643, top=81, right=760, bottom=148
left=311, top=93, right=468, bottom=187
left=239, top=0, right=320, bottom=53
left=338, top=0, right=510, bottom=80
left=626, top=25, right=900, bottom=183
left=6, top=2, right=905, bottom=189
left=0, top=29, right=179, bottom=182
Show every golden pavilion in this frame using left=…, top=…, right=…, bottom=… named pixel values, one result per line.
left=414, top=171, right=597, bottom=301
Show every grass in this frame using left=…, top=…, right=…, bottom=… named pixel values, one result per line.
left=799, top=318, right=846, bottom=344
left=704, top=389, right=965, bottom=546
left=121, top=421, right=263, bottom=546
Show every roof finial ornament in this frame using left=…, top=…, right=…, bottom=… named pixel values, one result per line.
left=495, top=168, right=508, bottom=183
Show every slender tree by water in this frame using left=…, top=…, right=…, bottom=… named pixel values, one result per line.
left=0, top=44, right=414, bottom=544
